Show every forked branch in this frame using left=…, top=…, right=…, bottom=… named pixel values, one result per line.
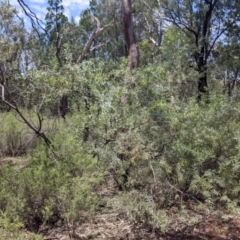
left=77, top=16, right=115, bottom=64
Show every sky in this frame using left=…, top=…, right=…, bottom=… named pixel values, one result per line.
left=10, top=0, right=90, bottom=24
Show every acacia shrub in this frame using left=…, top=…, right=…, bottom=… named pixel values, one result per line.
left=86, top=61, right=240, bottom=228
left=160, top=95, right=240, bottom=204
left=0, top=123, right=103, bottom=231
left=103, top=93, right=240, bottom=231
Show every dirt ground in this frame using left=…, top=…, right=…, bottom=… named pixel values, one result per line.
left=37, top=213, right=240, bottom=240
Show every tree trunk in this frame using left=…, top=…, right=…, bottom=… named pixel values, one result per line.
left=58, top=95, right=69, bottom=119
left=197, top=47, right=208, bottom=100
left=196, top=1, right=218, bottom=100
left=197, top=72, right=208, bottom=101
left=122, top=0, right=139, bottom=69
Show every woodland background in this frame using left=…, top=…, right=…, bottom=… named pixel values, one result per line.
left=1, top=0, right=240, bottom=239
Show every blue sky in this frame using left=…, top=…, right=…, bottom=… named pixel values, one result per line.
left=10, top=0, right=90, bottom=24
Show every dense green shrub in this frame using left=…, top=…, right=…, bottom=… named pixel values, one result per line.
left=100, top=93, right=240, bottom=231
left=162, top=95, right=240, bottom=202
left=0, top=123, right=103, bottom=231
left=2, top=59, right=240, bottom=234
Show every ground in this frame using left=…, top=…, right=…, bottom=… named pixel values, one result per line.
left=35, top=214, right=240, bottom=239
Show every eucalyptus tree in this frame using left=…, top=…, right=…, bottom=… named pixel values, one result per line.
left=0, top=0, right=26, bottom=108
left=43, top=0, right=68, bottom=66
left=79, top=0, right=125, bottom=61
left=213, top=39, right=240, bottom=97
left=161, top=0, right=240, bottom=99
left=133, top=0, right=164, bottom=47
left=122, top=0, right=139, bottom=69
left=0, top=1, right=52, bottom=145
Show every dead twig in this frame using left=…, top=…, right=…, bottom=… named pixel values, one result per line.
left=165, top=180, right=201, bottom=204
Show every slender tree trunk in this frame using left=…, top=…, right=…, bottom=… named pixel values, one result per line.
left=197, top=72, right=208, bottom=101
left=122, top=0, right=139, bottom=69
left=196, top=1, right=218, bottom=100
left=197, top=48, right=208, bottom=100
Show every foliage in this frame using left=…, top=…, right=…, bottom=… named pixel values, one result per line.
left=0, top=121, right=103, bottom=230
left=0, top=111, right=38, bottom=156
left=80, top=0, right=125, bottom=61
left=100, top=92, right=240, bottom=231
left=45, top=0, right=68, bottom=43
left=163, top=95, right=240, bottom=202
left=2, top=0, right=240, bottom=237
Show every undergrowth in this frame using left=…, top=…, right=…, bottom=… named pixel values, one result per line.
left=0, top=123, right=104, bottom=233
left=1, top=62, right=240, bottom=235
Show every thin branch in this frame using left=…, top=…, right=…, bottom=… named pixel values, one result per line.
left=153, top=136, right=176, bottom=159
left=17, top=0, right=47, bottom=38
left=0, top=84, right=16, bottom=109
left=149, top=37, right=158, bottom=47
left=165, top=180, right=201, bottom=204
left=149, top=161, right=156, bottom=184
left=90, top=40, right=110, bottom=52
left=0, top=83, right=51, bottom=146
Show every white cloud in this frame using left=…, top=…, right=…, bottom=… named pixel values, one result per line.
left=9, top=0, right=18, bottom=5
left=74, top=16, right=80, bottom=23
left=64, top=8, right=71, bottom=19
left=29, top=0, right=45, bottom=3
left=10, top=0, right=89, bottom=25
left=62, top=0, right=89, bottom=9
left=63, top=0, right=89, bottom=19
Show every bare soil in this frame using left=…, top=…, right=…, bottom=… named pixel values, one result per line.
left=36, top=214, right=240, bottom=239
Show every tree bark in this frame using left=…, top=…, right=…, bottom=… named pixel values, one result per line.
left=196, top=0, right=218, bottom=100
left=58, top=95, right=69, bottom=119
left=197, top=47, right=208, bottom=100
left=122, top=0, right=139, bottom=69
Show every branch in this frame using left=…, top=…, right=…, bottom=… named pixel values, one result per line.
left=149, top=37, right=158, bottom=47
left=90, top=40, right=110, bottom=52
left=206, top=27, right=227, bottom=59
left=141, top=0, right=152, bottom=10
left=0, top=84, right=16, bottom=109
left=76, top=19, right=115, bottom=64
left=56, top=33, right=63, bottom=66
left=165, top=180, right=201, bottom=204
left=0, top=83, right=51, bottom=146
left=164, top=14, right=198, bottom=40
left=143, top=16, right=159, bottom=47
left=17, top=0, right=47, bottom=38
left=149, top=161, right=156, bottom=184
left=153, top=136, right=176, bottom=159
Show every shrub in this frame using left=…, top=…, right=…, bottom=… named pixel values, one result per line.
left=158, top=94, right=240, bottom=204
left=0, top=112, right=28, bottom=156
left=0, top=121, right=103, bottom=231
